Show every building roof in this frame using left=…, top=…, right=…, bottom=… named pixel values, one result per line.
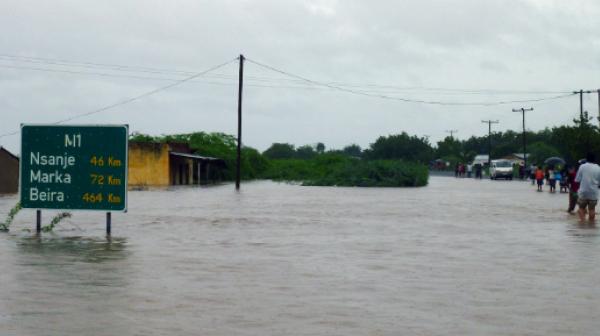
left=0, top=146, right=19, bottom=161
left=512, top=153, right=530, bottom=159
left=472, top=154, right=489, bottom=165
left=501, top=153, right=530, bottom=163
left=169, top=151, right=224, bottom=162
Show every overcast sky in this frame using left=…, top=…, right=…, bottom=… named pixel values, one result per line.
left=1, top=0, right=599, bottom=154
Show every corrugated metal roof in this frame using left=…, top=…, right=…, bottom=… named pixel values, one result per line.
left=169, top=151, right=223, bottom=161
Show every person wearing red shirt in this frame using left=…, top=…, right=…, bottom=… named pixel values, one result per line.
left=535, top=167, right=545, bottom=192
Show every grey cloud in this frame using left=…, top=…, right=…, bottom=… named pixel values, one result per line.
left=0, top=0, right=599, bottom=154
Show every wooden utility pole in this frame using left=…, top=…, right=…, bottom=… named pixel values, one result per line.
left=573, top=89, right=593, bottom=123
left=481, top=120, right=499, bottom=168
left=445, top=130, right=458, bottom=139
left=512, top=107, right=533, bottom=171
left=597, top=89, right=600, bottom=128
left=579, top=89, right=583, bottom=121
left=236, top=55, right=244, bottom=190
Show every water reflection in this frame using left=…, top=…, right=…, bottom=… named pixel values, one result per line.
left=15, top=235, right=130, bottom=263
left=566, top=220, right=599, bottom=241
left=0, top=235, right=135, bottom=335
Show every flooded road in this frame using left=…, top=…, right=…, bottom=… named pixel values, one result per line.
left=0, top=176, right=599, bottom=335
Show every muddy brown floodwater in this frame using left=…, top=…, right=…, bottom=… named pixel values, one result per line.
left=0, top=176, right=599, bottom=335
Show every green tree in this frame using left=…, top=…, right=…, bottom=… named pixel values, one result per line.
left=129, top=132, right=158, bottom=142
left=342, top=144, right=362, bottom=157
left=548, top=112, right=600, bottom=164
left=436, top=136, right=462, bottom=158
left=263, top=143, right=296, bottom=159
left=296, top=145, right=317, bottom=159
left=365, top=133, right=434, bottom=163
left=316, top=142, right=325, bottom=154
left=242, top=147, right=269, bottom=179
left=527, top=142, right=560, bottom=166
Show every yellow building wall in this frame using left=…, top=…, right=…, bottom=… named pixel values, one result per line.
left=128, top=142, right=170, bottom=186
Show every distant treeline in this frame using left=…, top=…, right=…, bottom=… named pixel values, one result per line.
left=129, top=132, right=429, bottom=187
left=435, top=113, right=600, bottom=167
left=259, top=113, right=600, bottom=167
left=129, top=113, right=600, bottom=186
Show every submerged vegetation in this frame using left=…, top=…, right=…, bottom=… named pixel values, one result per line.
left=41, top=212, right=72, bottom=232
left=0, top=202, right=22, bottom=231
left=263, top=155, right=428, bottom=187
left=0, top=202, right=70, bottom=232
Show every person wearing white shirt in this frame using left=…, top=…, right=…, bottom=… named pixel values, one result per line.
left=575, top=153, right=600, bottom=221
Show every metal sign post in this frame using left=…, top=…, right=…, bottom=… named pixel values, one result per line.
left=36, top=210, right=41, bottom=233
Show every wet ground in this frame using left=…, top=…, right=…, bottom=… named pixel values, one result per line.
left=0, top=177, right=598, bottom=335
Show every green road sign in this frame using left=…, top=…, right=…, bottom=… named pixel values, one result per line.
left=20, top=125, right=128, bottom=211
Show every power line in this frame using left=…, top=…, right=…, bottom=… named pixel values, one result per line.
left=0, top=63, right=327, bottom=90
left=0, top=53, right=574, bottom=95
left=245, top=58, right=576, bottom=106
left=0, top=58, right=238, bottom=139
left=0, top=53, right=197, bottom=76
left=3, top=63, right=578, bottom=99
left=0, top=54, right=317, bottom=85
left=0, top=54, right=587, bottom=141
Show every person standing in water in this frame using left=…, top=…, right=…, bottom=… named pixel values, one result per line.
left=547, top=166, right=556, bottom=193
left=535, top=166, right=545, bottom=192
left=567, top=164, right=580, bottom=213
left=529, top=164, right=536, bottom=185
left=554, top=169, right=563, bottom=192
left=575, top=153, right=600, bottom=222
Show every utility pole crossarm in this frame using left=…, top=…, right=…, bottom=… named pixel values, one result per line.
left=445, top=129, right=458, bottom=139
left=512, top=107, right=533, bottom=173
left=573, top=89, right=595, bottom=122
left=512, top=108, right=534, bottom=113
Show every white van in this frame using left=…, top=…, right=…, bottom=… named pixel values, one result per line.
left=490, top=160, right=514, bottom=180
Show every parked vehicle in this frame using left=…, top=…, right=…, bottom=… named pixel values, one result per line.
left=490, top=160, right=513, bottom=180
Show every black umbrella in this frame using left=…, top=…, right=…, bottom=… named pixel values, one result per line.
left=544, top=157, right=565, bottom=166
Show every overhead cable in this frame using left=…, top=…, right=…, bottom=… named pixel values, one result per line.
left=0, top=53, right=572, bottom=95
left=245, top=58, right=576, bottom=106
left=0, top=58, right=237, bottom=139
left=0, top=63, right=576, bottom=98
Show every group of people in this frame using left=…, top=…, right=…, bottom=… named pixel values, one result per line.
left=454, top=163, right=483, bottom=179
left=533, top=153, right=600, bottom=222
left=531, top=165, right=568, bottom=193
